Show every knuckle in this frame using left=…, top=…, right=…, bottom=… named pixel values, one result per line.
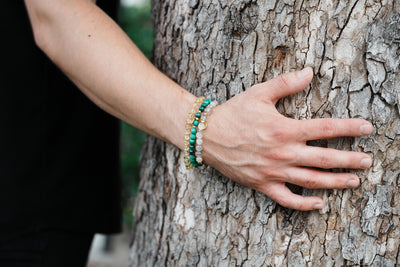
left=266, top=148, right=296, bottom=162
left=297, top=202, right=310, bottom=211
left=270, top=126, right=293, bottom=142
left=318, top=154, right=331, bottom=169
left=304, top=177, right=319, bottom=189
left=320, top=121, right=336, bottom=136
left=276, top=197, right=292, bottom=209
left=278, top=73, right=291, bottom=88
left=260, top=167, right=280, bottom=179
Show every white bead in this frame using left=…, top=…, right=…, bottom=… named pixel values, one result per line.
left=196, top=157, right=203, bottom=163
left=198, top=123, right=206, bottom=131
left=196, top=132, right=203, bottom=138
left=197, top=139, right=203, bottom=145
left=205, top=107, right=211, bottom=113
left=201, top=115, right=207, bottom=121
left=196, top=145, right=203, bottom=151
left=195, top=151, right=202, bottom=156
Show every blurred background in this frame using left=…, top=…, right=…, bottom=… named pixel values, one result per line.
left=89, top=0, right=152, bottom=266
left=118, top=0, right=152, bottom=229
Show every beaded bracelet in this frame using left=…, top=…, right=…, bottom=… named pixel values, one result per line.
left=184, top=97, right=205, bottom=169
left=184, top=97, right=217, bottom=169
left=195, top=100, right=217, bottom=165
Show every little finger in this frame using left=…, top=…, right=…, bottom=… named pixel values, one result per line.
left=258, top=182, right=324, bottom=211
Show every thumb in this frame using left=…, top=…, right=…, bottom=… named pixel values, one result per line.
left=263, top=67, right=313, bottom=104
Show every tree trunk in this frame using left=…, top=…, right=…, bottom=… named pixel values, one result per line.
left=131, top=1, right=400, bottom=266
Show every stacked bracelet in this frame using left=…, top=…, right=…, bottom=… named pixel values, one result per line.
left=184, top=97, right=205, bottom=169
left=184, top=97, right=217, bottom=169
left=195, top=100, right=217, bottom=165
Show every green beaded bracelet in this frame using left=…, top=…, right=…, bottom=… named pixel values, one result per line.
left=184, top=97, right=217, bottom=169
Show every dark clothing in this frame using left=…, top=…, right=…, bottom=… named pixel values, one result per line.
left=0, top=229, right=94, bottom=267
left=0, top=0, right=122, bottom=243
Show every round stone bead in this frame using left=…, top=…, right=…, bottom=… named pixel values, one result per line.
left=197, top=139, right=203, bottom=145
left=199, top=106, right=205, bottom=112
left=195, top=151, right=202, bottom=156
left=196, top=132, right=203, bottom=138
left=190, top=155, right=195, bottom=160
left=191, top=128, right=197, bottom=134
left=193, top=120, right=199, bottom=126
left=189, top=144, right=195, bottom=150
left=190, top=133, right=196, bottom=140
left=195, top=112, right=201, bottom=118
left=198, top=122, right=207, bottom=131
left=196, top=157, right=203, bottom=163
left=196, top=145, right=203, bottom=151
left=189, top=139, right=196, bottom=145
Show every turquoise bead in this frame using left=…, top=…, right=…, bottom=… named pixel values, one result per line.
left=193, top=120, right=199, bottom=126
left=189, top=144, right=195, bottom=150
left=189, top=148, right=194, bottom=153
left=195, top=112, right=201, bottom=118
left=190, top=155, right=195, bottom=160
left=189, top=139, right=195, bottom=145
left=199, top=106, right=205, bottom=112
left=190, top=134, right=196, bottom=140
left=191, top=128, right=197, bottom=134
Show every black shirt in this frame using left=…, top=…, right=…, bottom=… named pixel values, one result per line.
left=0, top=1, right=122, bottom=242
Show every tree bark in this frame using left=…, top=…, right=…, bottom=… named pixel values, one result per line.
left=131, top=1, right=400, bottom=266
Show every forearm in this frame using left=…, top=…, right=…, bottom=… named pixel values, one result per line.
left=24, top=0, right=195, bottom=149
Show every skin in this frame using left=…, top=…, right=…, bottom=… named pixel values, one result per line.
left=24, top=0, right=373, bottom=211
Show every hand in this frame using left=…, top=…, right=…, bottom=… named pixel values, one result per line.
left=203, top=67, right=373, bottom=211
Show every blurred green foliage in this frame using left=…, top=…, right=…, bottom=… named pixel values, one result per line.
left=118, top=3, right=153, bottom=58
left=118, top=2, right=153, bottom=227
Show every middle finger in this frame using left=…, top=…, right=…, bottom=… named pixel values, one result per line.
left=294, top=146, right=372, bottom=170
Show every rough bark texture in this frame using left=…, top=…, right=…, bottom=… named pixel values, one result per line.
left=131, top=1, right=400, bottom=266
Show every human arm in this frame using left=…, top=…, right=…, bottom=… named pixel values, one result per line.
left=24, top=0, right=373, bottom=211
left=24, top=0, right=195, bottom=149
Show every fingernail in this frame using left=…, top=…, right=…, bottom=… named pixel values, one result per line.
left=360, top=158, right=372, bottom=169
left=297, top=67, right=312, bottom=78
left=360, top=124, right=373, bottom=135
left=346, top=179, right=359, bottom=188
left=313, top=203, right=323, bottom=209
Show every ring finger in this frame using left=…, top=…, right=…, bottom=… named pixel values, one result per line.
left=281, top=166, right=360, bottom=189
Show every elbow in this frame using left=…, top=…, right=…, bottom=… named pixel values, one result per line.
left=31, top=23, right=49, bottom=52
left=25, top=1, right=53, bottom=52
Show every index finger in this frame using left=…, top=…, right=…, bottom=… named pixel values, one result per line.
left=296, top=118, right=373, bottom=141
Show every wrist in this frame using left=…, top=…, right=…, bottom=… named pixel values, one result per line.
left=166, top=89, right=196, bottom=150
